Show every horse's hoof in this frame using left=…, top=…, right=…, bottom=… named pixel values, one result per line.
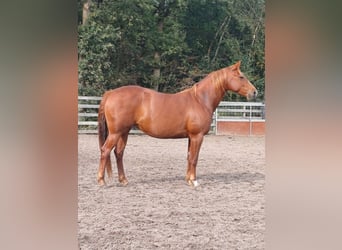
left=119, top=179, right=128, bottom=186
left=98, top=179, right=106, bottom=186
left=187, top=179, right=199, bottom=187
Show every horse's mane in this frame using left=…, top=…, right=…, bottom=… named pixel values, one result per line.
left=189, top=68, right=227, bottom=96
left=208, top=68, right=228, bottom=93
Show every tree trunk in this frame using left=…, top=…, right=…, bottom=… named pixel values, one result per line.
left=152, top=21, right=164, bottom=91
left=247, top=17, right=262, bottom=65
left=152, top=52, right=161, bottom=91
left=207, top=15, right=229, bottom=64
left=212, top=15, right=231, bottom=63
left=82, top=0, right=91, bottom=25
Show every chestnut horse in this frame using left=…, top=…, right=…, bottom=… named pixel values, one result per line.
left=97, top=61, right=257, bottom=187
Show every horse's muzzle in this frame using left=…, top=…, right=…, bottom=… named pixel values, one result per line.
left=247, top=89, right=258, bottom=101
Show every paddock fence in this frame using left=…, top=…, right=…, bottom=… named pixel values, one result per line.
left=78, top=96, right=265, bottom=136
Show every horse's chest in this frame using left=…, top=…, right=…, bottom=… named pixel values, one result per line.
left=186, top=110, right=211, bottom=133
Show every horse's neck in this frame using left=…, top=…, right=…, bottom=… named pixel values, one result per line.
left=195, top=72, right=226, bottom=113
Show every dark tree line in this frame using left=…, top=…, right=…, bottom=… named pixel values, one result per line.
left=78, top=0, right=264, bottom=101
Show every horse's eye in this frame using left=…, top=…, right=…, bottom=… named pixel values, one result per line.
left=239, top=76, right=244, bottom=79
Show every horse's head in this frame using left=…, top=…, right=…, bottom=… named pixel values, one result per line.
left=225, top=61, right=258, bottom=101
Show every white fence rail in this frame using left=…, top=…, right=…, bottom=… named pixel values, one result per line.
left=78, top=96, right=265, bottom=135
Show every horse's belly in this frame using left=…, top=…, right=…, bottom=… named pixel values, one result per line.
left=144, top=129, right=188, bottom=139
left=137, top=116, right=188, bottom=139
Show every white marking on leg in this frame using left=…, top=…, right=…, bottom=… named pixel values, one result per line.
left=192, top=180, right=199, bottom=187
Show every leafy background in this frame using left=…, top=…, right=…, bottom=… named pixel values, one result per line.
left=78, top=0, right=264, bottom=101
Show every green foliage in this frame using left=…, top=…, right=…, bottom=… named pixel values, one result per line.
left=78, top=0, right=265, bottom=100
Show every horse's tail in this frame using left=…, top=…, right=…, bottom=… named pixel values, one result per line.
left=98, top=96, right=108, bottom=148
left=98, top=94, right=113, bottom=179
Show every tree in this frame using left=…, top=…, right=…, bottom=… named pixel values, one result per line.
left=78, top=0, right=265, bottom=100
left=182, top=0, right=265, bottom=100
left=78, top=0, right=188, bottom=95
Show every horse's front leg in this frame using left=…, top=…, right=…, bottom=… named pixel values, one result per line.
left=186, top=134, right=204, bottom=187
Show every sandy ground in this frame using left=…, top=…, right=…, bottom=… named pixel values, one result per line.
left=78, top=134, right=265, bottom=249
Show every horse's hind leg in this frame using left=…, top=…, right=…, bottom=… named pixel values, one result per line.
left=105, top=154, right=113, bottom=181
left=97, top=134, right=119, bottom=186
left=114, top=132, right=129, bottom=185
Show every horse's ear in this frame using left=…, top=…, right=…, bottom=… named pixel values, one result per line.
left=235, top=61, right=241, bottom=68
left=230, top=61, right=241, bottom=71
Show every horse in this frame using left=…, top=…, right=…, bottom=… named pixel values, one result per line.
left=97, top=61, right=257, bottom=187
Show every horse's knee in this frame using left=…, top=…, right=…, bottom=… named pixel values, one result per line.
left=100, top=145, right=112, bottom=158
left=114, top=146, right=125, bottom=159
left=114, top=147, right=122, bottom=155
